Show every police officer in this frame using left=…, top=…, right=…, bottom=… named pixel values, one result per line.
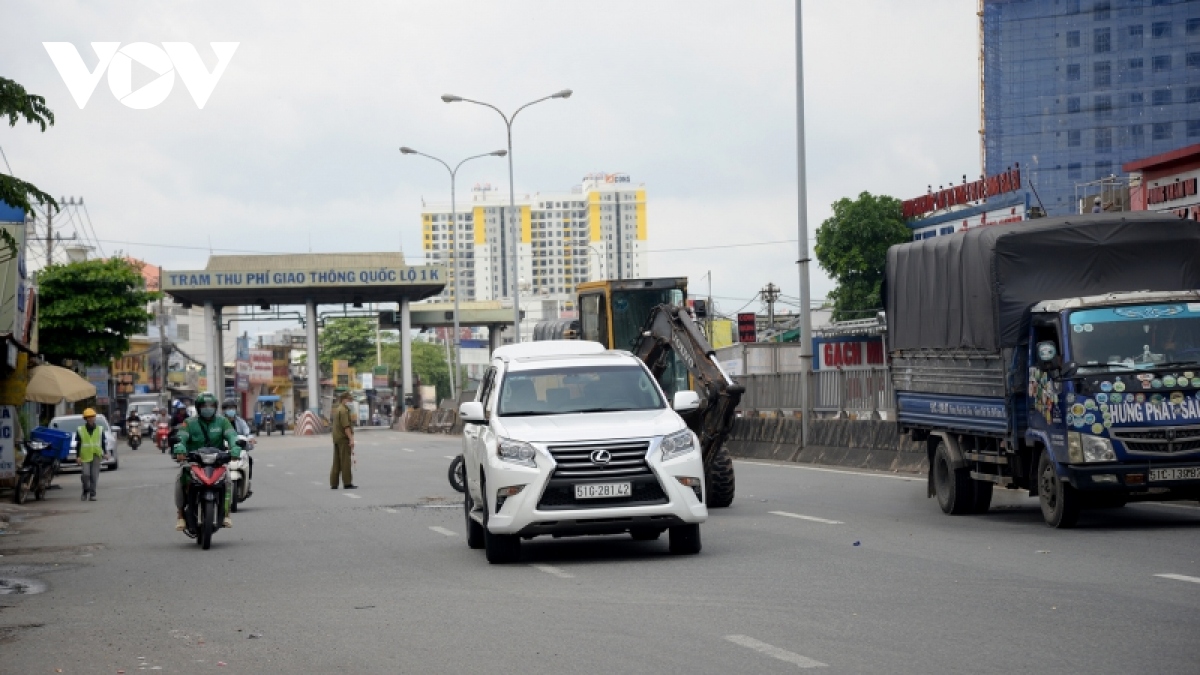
left=330, top=390, right=357, bottom=489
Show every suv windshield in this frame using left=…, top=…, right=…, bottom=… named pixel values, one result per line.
left=497, top=365, right=665, bottom=416
left=1069, top=303, right=1200, bottom=372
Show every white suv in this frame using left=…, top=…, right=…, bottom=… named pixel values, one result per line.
left=459, top=340, right=708, bottom=564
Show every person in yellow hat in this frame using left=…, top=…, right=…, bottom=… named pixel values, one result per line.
left=76, top=408, right=109, bottom=501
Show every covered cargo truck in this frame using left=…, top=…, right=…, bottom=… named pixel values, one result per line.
left=886, top=213, right=1200, bottom=527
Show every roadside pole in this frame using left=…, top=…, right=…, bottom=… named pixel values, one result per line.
left=795, top=0, right=813, bottom=448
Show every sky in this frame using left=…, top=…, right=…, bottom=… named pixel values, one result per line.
left=1, top=0, right=981, bottom=331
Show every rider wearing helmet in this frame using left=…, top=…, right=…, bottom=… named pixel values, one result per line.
left=172, top=392, right=240, bottom=531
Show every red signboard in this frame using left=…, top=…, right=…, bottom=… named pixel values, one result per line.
left=819, top=340, right=885, bottom=370
left=903, top=166, right=1022, bottom=220
left=249, top=349, right=273, bottom=384
left=737, top=313, right=757, bottom=343
left=1146, top=178, right=1197, bottom=205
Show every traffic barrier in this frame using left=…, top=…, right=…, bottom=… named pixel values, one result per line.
left=295, top=411, right=327, bottom=436
left=725, top=417, right=927, bottom=473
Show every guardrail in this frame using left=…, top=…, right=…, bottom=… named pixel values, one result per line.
left=737, top=367, right=893, bottom=418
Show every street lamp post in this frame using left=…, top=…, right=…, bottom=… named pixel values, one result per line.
left=441, top=89, right=572, bottom=343
left=400, top=146, right=507, bottom=399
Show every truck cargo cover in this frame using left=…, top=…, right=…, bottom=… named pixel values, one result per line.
left=886, top=214, right=1200, bottom=351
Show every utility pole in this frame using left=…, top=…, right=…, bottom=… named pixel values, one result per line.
left=45, top=207, right=53, bottom=268
left=795, top=0, right=814, bottom=449
left=762, top=282, right=780, bottom=335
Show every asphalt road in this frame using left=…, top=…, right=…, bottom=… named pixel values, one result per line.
left=1, top=431, right=1197, bottom=674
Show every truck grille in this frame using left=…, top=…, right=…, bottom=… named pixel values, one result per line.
left=546, top=441, right=653, bottom=479
left=1112, top=426, right=1200, bottom=455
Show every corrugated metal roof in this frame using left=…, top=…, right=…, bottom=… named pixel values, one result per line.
left=205, top=252, right=407, bottom=271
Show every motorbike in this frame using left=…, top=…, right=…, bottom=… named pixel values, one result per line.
left=228, top=435, right=253, bottom=512
left=127, top=419, right=142, bottom=450
left=180, top=447, right=233, bottom=550
left=156, top=422, right=171, bottom=453
left=448, top=454, right=465, bottom=493
left=12, top=439, right=60, bottom=504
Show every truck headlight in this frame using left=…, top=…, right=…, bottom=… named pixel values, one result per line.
left=661, top=429, right=697, bottom=461
left=497, top=438, right=537, bottom=468
left=1081, top=435, right=1116, bottom=463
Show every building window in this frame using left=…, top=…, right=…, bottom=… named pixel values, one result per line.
left=1121, top=0, right=1143, bottom=16
left=1152, top=55, right=1171, bottom=73
left=1189, top=120, right=1200, bottom=138
left=1188, top=18, right=1200, bottom=36
left=1067, top=30, right=1081, bottom=47
left=1189, top=87, right=1200, bottom=104
left=1127, top=24, right=1144, bottom=49
left=1094, top=27, right=1112, bottom=52
left=1067, top=64, right=1081, bottom=81
left=1095, top=161, right=1113, bottom=179
left=1094, top=95, right=1112, bottom=119
left=1151, top=21, right=1170, bottom=39
left=1153, top=122, right=1172, bottom=141
left=1068, top=130, right=1082, bottom=147
left=1067, top=0, right=1081, bottom=13
left=177, top=324, right=190, bottom=341
left=1152, top=89, right=1171, bottom=106
left=1127, top=57, right=1144, bottom=82
left=1129, top=124, right=1145, bottom=146
left=1095, top=127, right=1113, bottom=153
left=1130, top=91, right=1145, bottom=106
left=1068, top=162, right=1083, bottom=179
left=1189, top=52, right=1200, bottom=69
left=1067, top=97, right=1081, bottom=113
left=1094, top=61, right=1112, bottom=86
left=1093, top=1, right=1111, bottom=20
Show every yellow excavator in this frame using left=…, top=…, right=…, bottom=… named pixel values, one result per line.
left=535, top=277, right=742, bottom=507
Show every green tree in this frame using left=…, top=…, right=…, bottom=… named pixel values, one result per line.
left=0, top=76, right=59, bottom=263
left=318, top=318, right=376, bottom=373
left=378, top=335, right=463, bottom=402
left=37, top=257, right=160, bottom=365
left=814, top=191, right=910, bottom=321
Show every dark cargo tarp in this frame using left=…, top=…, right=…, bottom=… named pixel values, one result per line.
left=886, top=214, right=1200, bottom=351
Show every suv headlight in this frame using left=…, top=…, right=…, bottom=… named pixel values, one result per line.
left=497, top=438, right=537, bottom=468
left=661, top=429, right=697, bottom=461
left=1067, top=432, right=1116, bottom=463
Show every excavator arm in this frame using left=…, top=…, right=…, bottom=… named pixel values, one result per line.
left=632, top=304, right=743, bottom=507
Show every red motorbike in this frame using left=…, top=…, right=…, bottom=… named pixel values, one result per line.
left=155, top=422, right=171, bottom=453
left=181, top=448, right=232, bottom=550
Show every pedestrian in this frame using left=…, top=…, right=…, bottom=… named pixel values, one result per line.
left=1091, top=197, right=1102, bottom=213
left=75, top=408, right=108, bottom=501
left=330, top=390, right=357, bottom=489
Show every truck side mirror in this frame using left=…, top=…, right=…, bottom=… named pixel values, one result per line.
left=1036, top=341, right=1058, bottom=363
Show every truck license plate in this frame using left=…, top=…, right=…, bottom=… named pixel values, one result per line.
left=574, top=483, right=632, bottom=499
left=1148, top=467, right=1200, bottom=481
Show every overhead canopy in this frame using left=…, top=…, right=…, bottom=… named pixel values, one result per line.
left=162, top=253, right=447, bottom=307
left=886, top=213, right=1200, bottom=351
left=26, top=364, right=97, bottom=404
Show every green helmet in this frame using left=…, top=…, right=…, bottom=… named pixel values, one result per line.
left=196, top=392, right=219, bottom=420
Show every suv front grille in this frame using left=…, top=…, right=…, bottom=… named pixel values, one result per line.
left=546, top=441, right=653, bottom=479
left=1112, top=425, right=1200, bottom=455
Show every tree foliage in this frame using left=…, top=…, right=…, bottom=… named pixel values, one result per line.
left=378, top=336, right=462, bottom=402
left=0, top=77, right=59, bottom=263
left=814, top=191, right=910, bottom=321
left=318, top=318, right=376, bottom=373
left=37, top=257, right=160, bottom=366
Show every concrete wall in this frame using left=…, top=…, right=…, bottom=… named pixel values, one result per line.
left=725, top=417, right=928, bottom=474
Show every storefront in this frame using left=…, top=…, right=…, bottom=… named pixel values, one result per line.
left=1124, top=143, right=1200, bottom=222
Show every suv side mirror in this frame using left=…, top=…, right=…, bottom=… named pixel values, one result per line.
left=459, top=402, right=486, bottom=424
left=672, top=390, right=701, bottom=413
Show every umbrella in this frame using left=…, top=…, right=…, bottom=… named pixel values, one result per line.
left=25, top=364, right=98, bottom=404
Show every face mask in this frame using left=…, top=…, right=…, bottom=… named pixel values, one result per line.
left=199, top=405, right=217, bottom=419
left=224, top=409, right=235, bottom=418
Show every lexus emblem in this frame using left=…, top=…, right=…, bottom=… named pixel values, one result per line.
left=590, top=449, right=612, bottom=465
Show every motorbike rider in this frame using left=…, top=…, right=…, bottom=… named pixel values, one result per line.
left=222, top=399, right=254, bottom=483
left=167, top=399, right=189, bottom=448
left=172, top=392, right=240, bottom=531
left=125, top=408, right=142, bottom=439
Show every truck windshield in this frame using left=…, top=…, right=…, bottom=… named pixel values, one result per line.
left=1068, top=303, right=1200, bottom=371
left=497, top=365, right=665, bottom=416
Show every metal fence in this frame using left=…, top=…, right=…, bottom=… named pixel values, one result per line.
left=738, top=367, right=894, bottom=418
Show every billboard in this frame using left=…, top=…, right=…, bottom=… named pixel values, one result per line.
left=737, top=313, right=757, bottom=343
left=249, top=349, right=273, bottom=384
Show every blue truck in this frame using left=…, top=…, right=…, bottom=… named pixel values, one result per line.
left=887, top=213, right=1200, bottom=527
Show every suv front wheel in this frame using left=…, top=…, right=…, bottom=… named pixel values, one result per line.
left=482, top=478, right=521, bottom=564
left=668, top=523, right=701, bottom=555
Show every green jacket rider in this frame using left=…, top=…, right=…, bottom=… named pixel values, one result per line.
left=173, top=392, right=241, bottom=531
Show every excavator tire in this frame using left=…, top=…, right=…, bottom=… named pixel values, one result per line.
left=705, top=445, right=735, bottom=508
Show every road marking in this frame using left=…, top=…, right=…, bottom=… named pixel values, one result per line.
left=770, top=511, right=844, bottom=525
left=444, top=455, right=456, bottom=460
left=310, top=481, right=322, bottom=487
left=344, top=493, right=362, bottom=499
left=285, top=471, right=294, bottom=476
left=267, top=464, right=276, bottom=468
left=403, top=448, right=415, bottom=453
left=737, top=460, right=917, bottom=481
left=1155, top=573, right=1200, bottom=584
left=384, top=508, right=399, bottom=513
left=428, top=526, right=456, bottom=537
left=725, top=635, right=827, bottom=669
left=531, top=564, right=574, bottom=579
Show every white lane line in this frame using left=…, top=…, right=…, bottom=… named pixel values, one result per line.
left=725, top=635, right=827, bottom=669
left=444, top=455, right=456, bottom=460
left=428, top=526, right=456, bottom=537
left=344, top=493, right=362, bottom=499
left=267, top=464, right=276, bottom=468
left=310, top=481, right=322, bottom=487
left=737, top=460, right=917, bottom=481
left=770, top=511, right=844, bottom=525
left=1155, top=573, right=1200, bottom=584
left=384, top=508, right=399, bottom=514
left=531, top=564, right=574, bottom=579
left=403, top=448, right=415, bottom=453
left=285, top=471, right=294, bottom=476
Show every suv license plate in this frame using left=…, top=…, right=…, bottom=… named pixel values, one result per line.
left=575, top=483, right=632, bottom=499
left=1149, top=467, right=1200, bottom=481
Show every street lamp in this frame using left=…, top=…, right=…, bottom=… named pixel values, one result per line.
left=586, top=244, right=605, bottom=280
left=441, top=89, right=572, bottom=343
left=399, top=145, right=507, bottom=398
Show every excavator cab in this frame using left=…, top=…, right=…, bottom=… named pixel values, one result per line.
left=576, top=277, right=690, bottom=396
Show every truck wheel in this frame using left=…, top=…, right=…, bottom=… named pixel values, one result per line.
left=1037, top=451, right=1080, bottom=528
left=971, top=480, right=994, bottom=513
left=705, top=445, right=735, bottom=508
left=668, top=524, right=702, bottom=555
left=932, top=441, right=973, bottom=515
left=482, top=480, right=520, bottom=564
left=464, top=489, right=484, bottom=550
